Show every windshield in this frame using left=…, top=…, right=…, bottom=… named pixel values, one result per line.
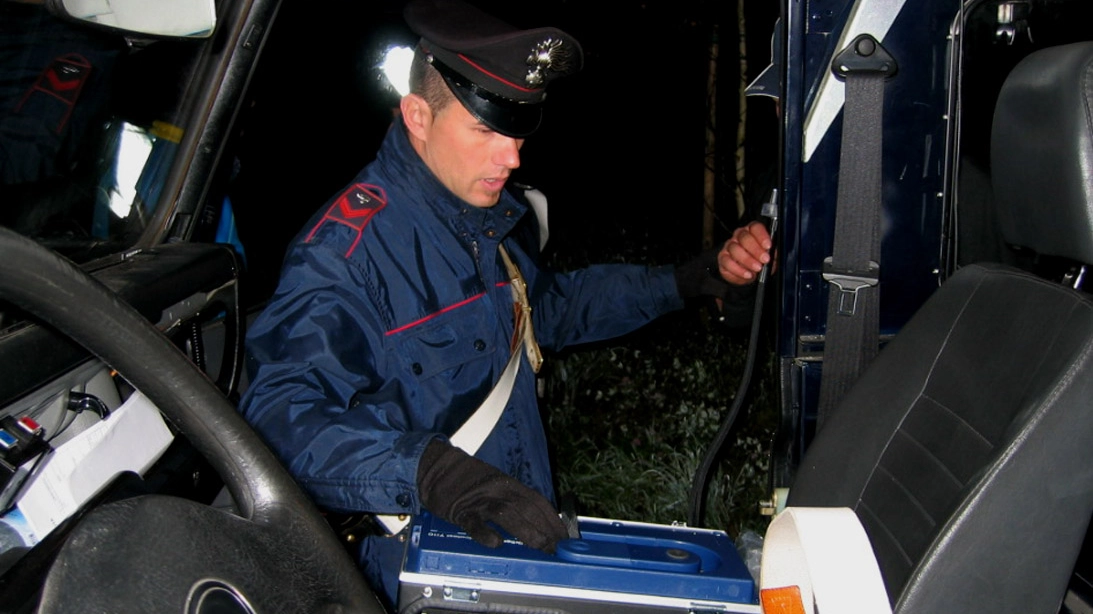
left=0, top=1, right=204, bottom=263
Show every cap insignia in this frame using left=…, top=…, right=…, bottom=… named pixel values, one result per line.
left=525, top=37, right=571, bottom=87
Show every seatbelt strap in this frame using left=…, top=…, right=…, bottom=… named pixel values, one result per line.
left=374, top=244, right=541, bottom=535
left=449, top=244, right=540, bottom=449
left=816, top=34, right=896, bottom=430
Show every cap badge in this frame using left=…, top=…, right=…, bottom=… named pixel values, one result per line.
left=525, top=37, right=570, bottom=87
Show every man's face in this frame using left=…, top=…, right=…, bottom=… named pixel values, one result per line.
left=413, top=99, right=525, bottom=208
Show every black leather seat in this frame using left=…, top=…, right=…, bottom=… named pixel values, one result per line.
left=785, top=42, right=1093, bottom=613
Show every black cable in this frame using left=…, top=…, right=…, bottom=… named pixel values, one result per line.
left=687, top=193, right=779, bottom=529
left=66, top=390, right=110, bottom=420
left=0, top=446, right=53, bottom=515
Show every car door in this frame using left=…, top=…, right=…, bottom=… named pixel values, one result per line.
left=0, top=0, right=283, bottom=606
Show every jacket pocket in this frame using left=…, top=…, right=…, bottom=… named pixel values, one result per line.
left=394, top=293, right=502, bottom=381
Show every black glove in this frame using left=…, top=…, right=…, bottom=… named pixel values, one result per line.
left=675, top=247, right=731, bottom=300
left=675, top=248, right=759, bottom=328
left=417, top=439, right=568, bottom=553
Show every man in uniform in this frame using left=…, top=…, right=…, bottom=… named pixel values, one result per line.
left=238, top=0, right=774, bottom=608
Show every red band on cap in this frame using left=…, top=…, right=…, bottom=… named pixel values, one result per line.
left=456, top=52, right=542, bottom=94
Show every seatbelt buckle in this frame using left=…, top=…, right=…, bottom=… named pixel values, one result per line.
left=823, top=257, right=879, bottom=316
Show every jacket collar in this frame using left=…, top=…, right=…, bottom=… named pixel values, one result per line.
left=377, top=121, right=527, bottom=239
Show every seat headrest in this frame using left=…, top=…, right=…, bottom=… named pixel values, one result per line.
left=990, top=42, right=1093, bottom=265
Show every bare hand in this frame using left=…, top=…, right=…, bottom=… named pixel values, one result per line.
left=717, top=221, right=775, bottom=285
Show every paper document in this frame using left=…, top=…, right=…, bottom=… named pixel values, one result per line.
left=15, top=391, right=174, bottom=540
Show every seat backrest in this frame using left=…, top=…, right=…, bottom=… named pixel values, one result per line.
left=785, top=42, right=1093, bottom=614
left=991, top=42, right=1093, bottom=267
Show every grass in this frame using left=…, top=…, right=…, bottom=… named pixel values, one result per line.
left=539, top=306, right=779, bottom=538
left=529, top=207, right=781, bottom=540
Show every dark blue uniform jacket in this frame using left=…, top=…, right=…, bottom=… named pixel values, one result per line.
left=238, top=121, right=683, bottom=602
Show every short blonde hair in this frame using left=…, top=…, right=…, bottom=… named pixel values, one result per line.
left=409, top=46, right=455, bottom=114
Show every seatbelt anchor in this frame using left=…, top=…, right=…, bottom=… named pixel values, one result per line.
left=823, top=257, right=879, bottom=316
left=832, top=34, right=898, bottom=79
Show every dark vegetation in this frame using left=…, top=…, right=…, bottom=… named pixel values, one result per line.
left=539, top=232, right=780, bottom=538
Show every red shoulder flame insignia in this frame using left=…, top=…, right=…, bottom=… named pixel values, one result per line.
left=305, top=184, right=388, bottom=256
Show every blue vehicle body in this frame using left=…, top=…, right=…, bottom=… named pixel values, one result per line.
left=772, top=0, right=955, bottom=483
left=769, top=0, right=1093, bottom=487
left=759, top=3, right=1093, bottom=608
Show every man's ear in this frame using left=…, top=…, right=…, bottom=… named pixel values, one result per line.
left=400, top=94, right=432, bottom=141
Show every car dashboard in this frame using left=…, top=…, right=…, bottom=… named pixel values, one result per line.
left=0, top=242, right=241, bottom=609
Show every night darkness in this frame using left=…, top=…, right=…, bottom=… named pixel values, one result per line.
left=230, top=0, right=779, bottom=301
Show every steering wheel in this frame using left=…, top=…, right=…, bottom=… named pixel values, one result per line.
left=0, top=227, right=386, bottom=613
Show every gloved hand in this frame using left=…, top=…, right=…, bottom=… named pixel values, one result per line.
left=417, top=438, right=569, bottom=553
left=675, top=247, right=759, bottom=328
left=675, top=247, right=731, bottom=300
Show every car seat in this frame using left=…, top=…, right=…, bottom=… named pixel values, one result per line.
left=780, top=41, right=1093, bottom=613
